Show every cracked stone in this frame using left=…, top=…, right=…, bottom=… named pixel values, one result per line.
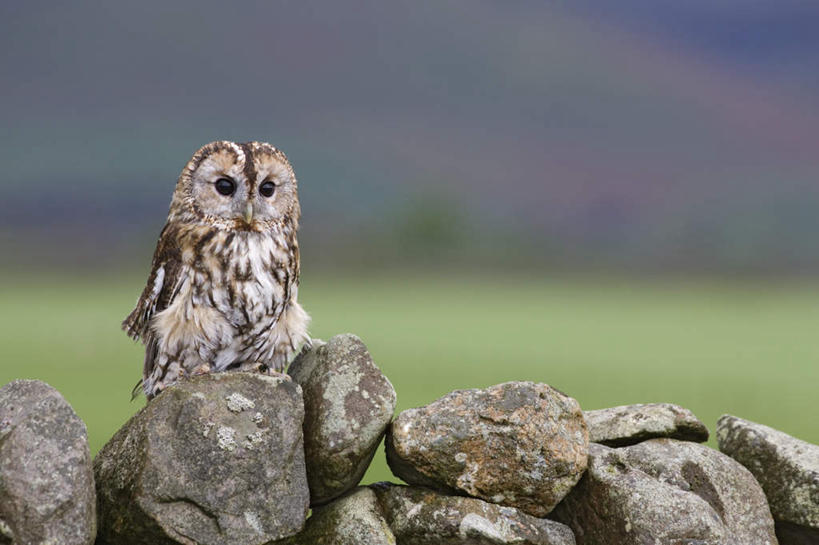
left=550, top=439, right=778, bottom=544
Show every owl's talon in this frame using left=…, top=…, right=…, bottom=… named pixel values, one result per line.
left=191, top=364, right=212, bottom=376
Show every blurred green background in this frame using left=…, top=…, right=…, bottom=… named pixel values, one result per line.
left=1, top=1, right=818, bottom=483
left=2, top=271, right=817, bottom=482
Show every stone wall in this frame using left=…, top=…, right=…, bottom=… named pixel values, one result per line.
left=1, top=333, right=816, bottom=544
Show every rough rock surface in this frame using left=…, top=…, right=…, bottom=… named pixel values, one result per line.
left=94, top=373, right=309, bottom=545
left=0, top=380, right=97, bottom=545
left=585, top=403, right=708, bottom=447
left=275, top=487, right=395, bottom=545
left=551, top=439, right=778, bottom=544
left=386, top=381, right=588, bottom=517
left=717, top=415, right=819, bottom=543
left=289, top=334, right=396, bottom=505
left=373, top=483, right=576, bottom=545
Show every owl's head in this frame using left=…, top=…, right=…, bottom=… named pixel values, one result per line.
left=171, top=141, right=300, bottom=231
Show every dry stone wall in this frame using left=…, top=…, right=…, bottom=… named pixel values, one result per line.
left=0, top=334, right=816, bottom=544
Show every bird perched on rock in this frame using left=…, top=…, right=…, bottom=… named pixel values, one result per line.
left=123, top=141, right=310, bottom=399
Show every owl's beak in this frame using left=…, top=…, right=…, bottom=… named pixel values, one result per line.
left=244, top=202, right=254, bottom=224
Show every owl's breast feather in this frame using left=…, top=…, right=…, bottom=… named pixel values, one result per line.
left=153, top=228, right=299, bottom=354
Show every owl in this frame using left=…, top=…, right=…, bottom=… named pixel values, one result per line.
left=123, top=141, right=310, bottom=399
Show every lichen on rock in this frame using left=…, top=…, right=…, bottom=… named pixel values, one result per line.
left=550, top=439, right=778, bottom=544
left=0, top=379, right=97, bottom=545
left=289, top=334, right=397, bottom=505
left=275, top=487, right=396, bottom=545
left=372, top=482, right=576, bottom=545
left=385, top=381, right=588, bottom=517
left=717, top=414, right=819, bottom=543
left=584, top=402, right=708, bottom=447
left=94, top=373, right=309, bottom=545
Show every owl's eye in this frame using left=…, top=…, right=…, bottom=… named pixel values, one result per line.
left=259, top=181, right=275, bottom=197
left=215, top=178, right=236, bottom=196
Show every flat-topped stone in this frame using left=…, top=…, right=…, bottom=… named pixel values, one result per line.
left=584, top=402, right=708, bottom=447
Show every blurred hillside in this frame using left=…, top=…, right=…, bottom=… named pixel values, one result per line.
left=2, top=1, right=819, bottom=273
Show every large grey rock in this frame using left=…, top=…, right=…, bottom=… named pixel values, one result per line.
left=585, top=403, right=708, bottom=447
left=373, top=483, right=575, bottom=545
left=289, top=334, right=396, bottom=505
left=94, top=373, right=309, bottom=545
left=0, top=380, right=96, bottom=545
left=386, top=381, right=588, bottom=517
left=275, top=487, right=395, bottom=545
left=551, top=439, right=778, bottom=545
left=717, top=415, right=819, bottom=544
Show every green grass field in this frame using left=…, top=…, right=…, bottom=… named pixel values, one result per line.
left=1, top=271, right=817, bottom=483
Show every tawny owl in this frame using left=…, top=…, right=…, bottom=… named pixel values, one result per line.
left=123, top=141, right=310, bottom=399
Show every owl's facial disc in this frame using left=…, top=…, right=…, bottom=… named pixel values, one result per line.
left=183, top=142, right=298, bottom=230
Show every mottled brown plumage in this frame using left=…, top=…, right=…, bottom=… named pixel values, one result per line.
left=123, top=141, right=310, bottom=399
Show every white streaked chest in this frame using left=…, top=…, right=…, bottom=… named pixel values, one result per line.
left=189, top=230, right=292, bottom=328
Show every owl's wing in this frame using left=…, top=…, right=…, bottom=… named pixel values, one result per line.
left=281, top=242, right=300, bottom=316
left=122, top=223, right=183, bottom=342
